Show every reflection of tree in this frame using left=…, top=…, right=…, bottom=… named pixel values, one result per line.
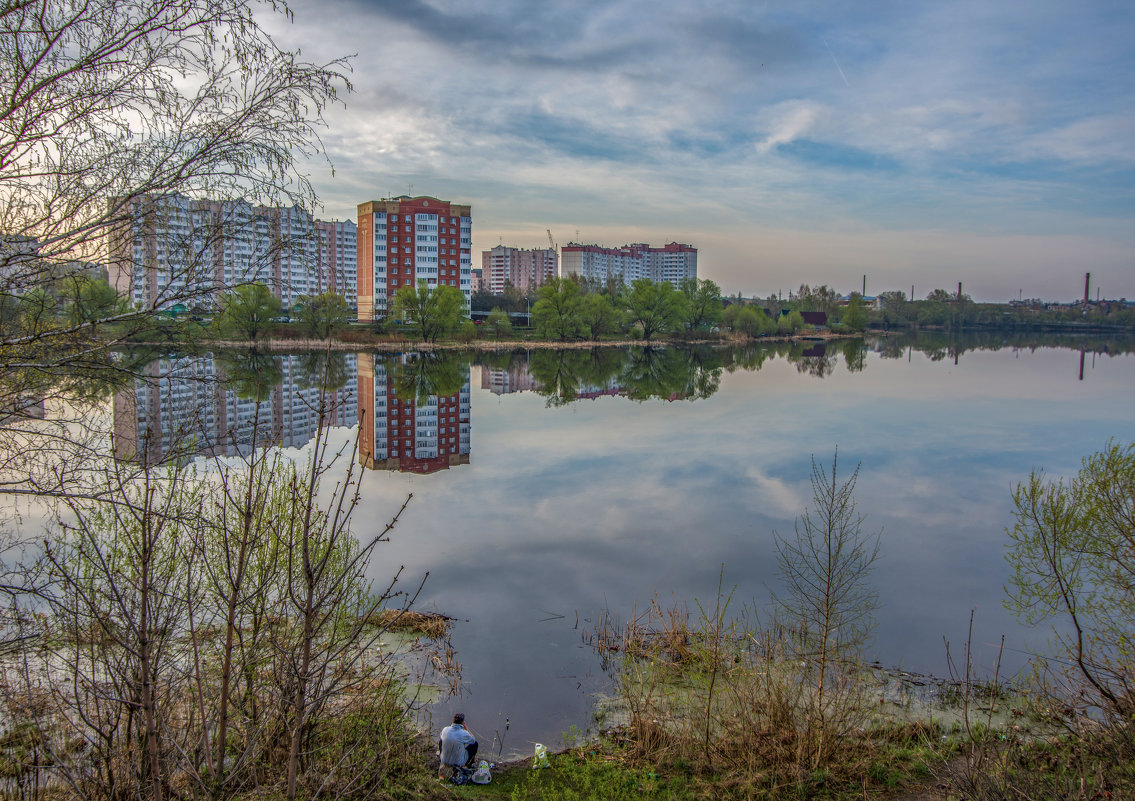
left=621, top=346, right=722, bottom=402
left=387, top=351, right=471, bottom=402
left=529, top=349, right=588, bottom=406
left=841, top=340, right=866, bottom=373
left=217, top=350, right=283, bottom=401
left=788, top=343, right=837, bottom=378
left=295, top=351, right=350, bottom=393
left=527, top=346, right=722, bottom=405
left=722, top=343, right=775, bottom=373
left=885, top=329, right=1135, bottom=361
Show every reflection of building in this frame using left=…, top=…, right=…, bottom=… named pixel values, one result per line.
left=481, top=361, right=536, bottom=395
left=113, top=354, right=358, bottom=464
left=560, top=242, right=696, bottom=288
left=356, top=196, right=472, bottom=321
left=357, top=354, right=471, bottom=474
left=481, top=245, right=557, bottom=294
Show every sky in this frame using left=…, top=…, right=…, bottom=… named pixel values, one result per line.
left=266, top=0, right=1135, bottom=302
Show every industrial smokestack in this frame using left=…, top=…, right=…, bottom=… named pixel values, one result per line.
left=862, top=274, right=866, bottom=296
left=1084, top=272, right=1091, bottom=304
left=957, top=282, right=962, bottom=301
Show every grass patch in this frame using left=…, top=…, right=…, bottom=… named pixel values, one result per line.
left=364, top=609, right=453, bottom=639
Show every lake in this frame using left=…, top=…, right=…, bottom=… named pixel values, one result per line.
left=57, top=334, right=1135, bottom=755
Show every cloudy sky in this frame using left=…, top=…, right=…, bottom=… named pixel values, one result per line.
left=269, top=0, right=1134, bottom=301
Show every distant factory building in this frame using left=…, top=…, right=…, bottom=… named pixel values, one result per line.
left=560, top=242, right=697, bottom=289
left=481, top=245, right=557, bottom=295
left=356, top=195, right=472, bottom=322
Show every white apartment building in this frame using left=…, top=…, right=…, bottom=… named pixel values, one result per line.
left=560, top=242, right=697, bottom=289
left=481, top=245, right=557, bottom=294
left=109, top=193, right=353, bottom=310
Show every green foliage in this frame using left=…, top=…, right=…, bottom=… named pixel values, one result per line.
left=391, top=283, right=467, bottom=342
left=678, top=277, right=724, bottom=331
left=623, top=279, right=682, bottom=341
left=1005, top=441, right=1135, bottom=719
left=841, top=293, right=869, bottom=332
left=295, top=291, right=351, bottom=338
left=61, top=275, right=127, bottom=326
left=455, top=318, right=477, bottom=342
left=730, top=305, right=773, bottom=337
left=778, top=310, right=806, bottom=334
left=877, top=290, right=909, bottom=325
left=215, top=282, right=281, bottom=341
left=532, top=278, right=585, bottom=341
left=579, top=292, right=620, bottom=339
left=794, top=284, right=840, bottom=316
left=486, top=306, right=513, bottom=338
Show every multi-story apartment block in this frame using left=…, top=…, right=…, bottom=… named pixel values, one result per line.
left=314, top=219, right=357, bottom=301
left=481, top=245, right=557, bottom=295
left=113, top=353, right=358, bottom=465
left=108, top=193, right=353, bottom=310
left=357, top=354, right=471, bottom=474
left=356, top=196, right=472, bottom=322
left=480, top=361, right=537, bottom=395
left=560, top=242, right=697, bottom=289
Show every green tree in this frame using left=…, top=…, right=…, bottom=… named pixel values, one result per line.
left=532, top=278, right=584, bottom=340
left=392, top=283, right=468, bottom=342
left=841, top=292, right=869, bottom=332
left=794, top=284, right=840, bottom=316
left=778, top=309, right=806, bottom=334
left=679, top=277, right=724, bottom=331
left=295, top=291, right=352, bottom=338
left=486, top=307, right=513, bottom=339
left=623, top=278, right=682, bottom=341
left=732, top=305, right=773, bottom=338
left=215, top=283, right=281, bottom=342
left=877, top=290, right=909, bottom=326
left=579, top=292, right=620, bottom=339
left=775, top=450, right=880, bottom=767
left=1005, top=441, right=1135, bottom=720
left=61, top=275, right=128, bottom=326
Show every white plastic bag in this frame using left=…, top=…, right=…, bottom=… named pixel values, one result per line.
left=471, top=760, right=492, bottom=784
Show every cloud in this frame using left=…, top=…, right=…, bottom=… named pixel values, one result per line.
left=755, top=101, right=824, bottom=154
left=267, top=0, right=1135, bottom=301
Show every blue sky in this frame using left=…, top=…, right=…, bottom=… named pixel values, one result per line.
left=270, top=0, right=1135, bottom=301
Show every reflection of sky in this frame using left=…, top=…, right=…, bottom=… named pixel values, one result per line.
left=348, top=345, right=1135, bottom=753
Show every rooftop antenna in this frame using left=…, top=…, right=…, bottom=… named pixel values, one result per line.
left=407, top=183, right=413, bottom=196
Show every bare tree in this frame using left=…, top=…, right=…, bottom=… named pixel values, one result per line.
left=0, top=0, right=350, bottom=498
left=774, top=449, right=880, bottom=767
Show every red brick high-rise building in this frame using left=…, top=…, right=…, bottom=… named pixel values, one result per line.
left=357, top=354, right=471, bottom=475
left=356, top=196, right=472, bottom=321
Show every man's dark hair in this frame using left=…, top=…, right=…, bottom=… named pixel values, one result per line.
left=453, top=713, right=465, bottom=724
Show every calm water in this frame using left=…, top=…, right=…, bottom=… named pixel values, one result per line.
left=106, top=334, right=1135, bottom=755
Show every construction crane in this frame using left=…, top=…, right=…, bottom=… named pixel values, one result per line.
left=546, top=229, right=557, bottom=253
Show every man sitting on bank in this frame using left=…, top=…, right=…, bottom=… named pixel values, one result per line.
left=438, top=713, right=478, bottom=780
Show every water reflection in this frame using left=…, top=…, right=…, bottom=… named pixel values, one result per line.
left=112, top=351, right=358, bottom=464
left=110, top=333, right=1135, bottom=468
left=357, top=353, right=471, bottom=475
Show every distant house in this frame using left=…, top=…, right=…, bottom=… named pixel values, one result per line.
left=799, top=311, right=828, bottom=327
